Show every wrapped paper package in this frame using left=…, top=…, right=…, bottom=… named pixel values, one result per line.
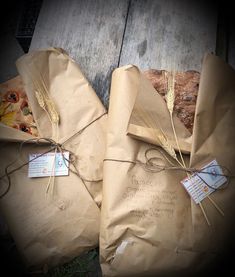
left=100, top=54, right=235, bottom=276
left=0, top=48, right=107, bottom=270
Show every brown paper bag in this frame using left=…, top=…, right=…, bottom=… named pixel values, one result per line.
left=100, top=55, right=235, bottom=276
left=126, top=70, right=192, bottom=154
left=0, top=48, right=107, bottom=270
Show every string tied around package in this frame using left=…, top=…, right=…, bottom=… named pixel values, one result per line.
left=104, top=147, right=235, bottom=225
left=0, top=112, right=107, bottom=199
left=104, top=147, right=233, bottom=188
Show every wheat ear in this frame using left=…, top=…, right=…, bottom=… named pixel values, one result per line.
left=166, top=71, right=186, bottom=169
left=44, top=99, right=59, bottom=124
left=135, top=102, right=184, bottom=167
left=35, top=90, right=46, bottom=109
left=32, top=65, right=60, bottom=141
left=22, top=64, right=55, bottom=133
left=157, top=133, right=181, bottom=163
left=35, top=90, right=53, bottom=127
left=39, top=72, right=59, bottom=142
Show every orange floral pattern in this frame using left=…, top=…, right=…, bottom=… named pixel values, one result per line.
left=0, top=76, right=38, bottom=136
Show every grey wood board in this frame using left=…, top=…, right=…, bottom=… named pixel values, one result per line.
left=30, top=0, right=130, bottom=106
left=228, top=17, right=235, bottom=69
left=0, top=35, right=24, bottom=83
left=119, top=0, right=218, bottom=72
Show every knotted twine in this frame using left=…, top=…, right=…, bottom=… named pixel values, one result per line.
left=104, top=147, right=233, bottom=190
left=0, top=112, right=107, bottom=198
left=1, top=123, right=233, bottom=200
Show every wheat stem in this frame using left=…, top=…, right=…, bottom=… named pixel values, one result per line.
left=46, top=148, right=57, bottom=195
left=170, top=114, right=187, bottom=168
left=22, top=64, right=54, bottom=130
left=199, top=202, right=211, bottom=226
left=35, top=90, right=54, bottom=126
left=22, top=63, right=60, bottom=141
left=135, top=102, right=184, bottom=166
left=166, top=71, right=212, bottom=225
left=166, top=71, right=187, bottom=169
left=207, top=196, right=225, bottom=216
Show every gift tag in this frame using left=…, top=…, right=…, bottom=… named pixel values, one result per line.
left=28, top=152, right=69, bottom=178
left=181, top=160, right=227, bottom=204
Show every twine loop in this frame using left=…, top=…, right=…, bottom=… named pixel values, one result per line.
left=104, top=147, right=233, bottom=190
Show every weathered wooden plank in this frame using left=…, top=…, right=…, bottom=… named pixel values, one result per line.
left=119, top=0, right=218, bottom=71
left=215, top=5, right=229, bottom=63
left=0, top=35, right=24, bottom=83
left=228, top=34, right=235, bottom=69
left=30, top=0, right=130, bottom=106
left=228, top=13, right=235, bottom=69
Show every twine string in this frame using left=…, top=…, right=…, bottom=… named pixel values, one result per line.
left=104, top=147, right=233, bottom=189
left=1, top=129, right=233, bottom=200
left=104, top=148, right=233, bottom=224
left=0, top=112, right=107, bottom=198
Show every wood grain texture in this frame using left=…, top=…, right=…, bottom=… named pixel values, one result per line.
left=119, top=0, right=218, bottom=72
left=30, top=0, right=130, bottom=106
left=228, top=34, right=235, bottom=69
left=0, top=35, right=24, bottom=83
left=228, top=16, right=235, bottom=69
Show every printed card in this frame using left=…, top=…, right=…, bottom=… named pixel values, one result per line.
left=181, top=160, right=227, bottom=204
left=28, top=152, right=69, bottom=178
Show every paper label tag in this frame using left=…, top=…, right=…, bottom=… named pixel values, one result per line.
left=181, top=160, right=227, bottom=204
left=28, top=152, right=69, bottom=178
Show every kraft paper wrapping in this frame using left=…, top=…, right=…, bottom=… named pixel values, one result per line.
left=189, top=54, right=235, bottom=254
left=16, top=48, right=107, bottom=206
left=100, top=55, right=235, bottom=276
left=0, top=48, right=107, bottom=270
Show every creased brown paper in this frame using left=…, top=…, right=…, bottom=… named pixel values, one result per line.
left=0, top=48, right=107, bottom=270
left=100, top=55, right=235, bottom=276
left=189, top=54, right=235, bottom=254
left=16, top=48, right=107, bottom=206
left=127, top=70, right=192, bottom=154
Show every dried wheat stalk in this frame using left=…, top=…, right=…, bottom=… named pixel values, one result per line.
left=157, top=133, right=179, bottom=161
left=23, top=63, right=60, bottom=141
left=135, top=102, right=184, bottom=167
left=38, top=71, right=59, bottom=142
left=35, top=90, right=46, bottom=109
left=165, top=71, right=224, bottom=223
left=166, top=71, right=175, bottom=115
left=45, top=99, right=59, bottom=124
left=20, top=62, right=61, bottom=196
left=165, top=72, right=210, bottom=223
left=166, top=71, right=186, bottom=169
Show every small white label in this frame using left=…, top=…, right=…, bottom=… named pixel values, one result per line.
left=28, top=152, right=69, bottom=178
left=181, top=160, right=227, bottom=204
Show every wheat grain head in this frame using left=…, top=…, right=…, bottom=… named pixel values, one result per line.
left=166, top=72, right=175, bottom=115
left=35, top=90, right=46, bottom=109
left=45, top=99, right=59, bottom=124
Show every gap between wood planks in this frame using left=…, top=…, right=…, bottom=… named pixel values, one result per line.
left=215, top=3, right=229, bottom=61
left=117, top=0, right=132, bottom=67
